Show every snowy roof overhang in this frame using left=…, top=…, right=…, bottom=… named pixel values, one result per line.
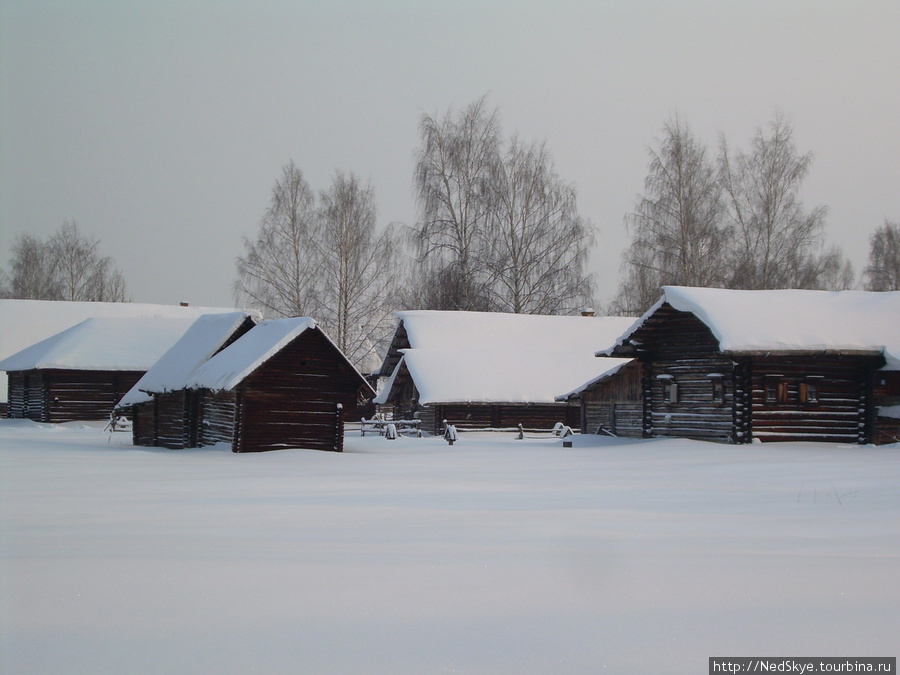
left=183, top=317, right=375, bottom=396
left=116, top=312, right=255, bottom=408
left=374, top=311, right=638, bottom=405
left=0, top=317, right=200, bottom=373
left=601, top=286, right=900, bottom=370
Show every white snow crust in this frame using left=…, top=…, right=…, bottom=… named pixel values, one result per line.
left=1, top=421, right=898, bottom=674
left=376, top=311, right=634, bottom=405
left=0, top=300, right=245, bottom=402
left=0, top=317, right=200, bottom=373
left=116, top=312, right=254, bottom=407
left=183, top=317, right=318, bottom=392
left=604, top=287, right=900, bottom=369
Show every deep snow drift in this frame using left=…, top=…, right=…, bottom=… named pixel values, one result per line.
left=1, top=421, right=897, bottom=674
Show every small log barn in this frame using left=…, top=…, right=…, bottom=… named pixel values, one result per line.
left=116, top=312, right=257, bottom=448
left=600, top=286, right=900, bottom=445
left=557, top=359, right=643, bottom=437
left=179, top=317, right=375, bottom=453
left=0, top=298, right=250, bottom=417
left=375, top=310, right=634, bottom=435
left=0, top=317, right=199, bottom=423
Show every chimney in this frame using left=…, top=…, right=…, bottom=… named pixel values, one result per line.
left=580, top=307, right=595, bottom=317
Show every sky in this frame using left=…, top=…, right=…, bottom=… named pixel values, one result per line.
left=1, top=1, right=898, bottom=310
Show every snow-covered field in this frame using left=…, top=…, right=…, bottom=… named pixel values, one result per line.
left=1, top=421, right=898, bottom=674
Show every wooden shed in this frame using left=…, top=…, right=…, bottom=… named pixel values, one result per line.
left=557, top=359, right=643, bottom=437
left=375, top=311, right=633, bottom=435
left=0, top=317, right=199, bottom=423
left=181, top=317, right=375, bottom=453
left=0, top=298, right=249, bottom=416
left=116, top=312, right=257, bottom=448
left=602, top=287, right=900, bottom=445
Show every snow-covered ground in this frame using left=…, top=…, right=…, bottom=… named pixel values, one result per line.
left=1, top=421, right=898, bottom=674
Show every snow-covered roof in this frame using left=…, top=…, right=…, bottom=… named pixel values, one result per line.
left=0, top=299, right=247, bottom=402
left=603, top=286, right=900, bottom=370
left=375, top=311, right=635, bottom=405
left=117, top=312, right=255, bottom=407
left=0, top=317, right=200, bottom=373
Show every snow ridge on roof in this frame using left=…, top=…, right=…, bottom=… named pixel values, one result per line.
left=603, top=286, right=900, bottom=369
left=0, top=317, right=199, bottom=372
left=117, top=312, right=254, bottom=407
left=376, top=311, right=635, bottom=405
left=183, top=317, right=318, bottom=392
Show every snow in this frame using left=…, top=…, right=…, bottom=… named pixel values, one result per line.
left=2, top=420, right=898, bottom=674
left=376, top=311, right=635, bottom=405
left=183, top=317, right=318, bottom=392
left=0, top=317, right=202, bottom=373
left=604, top=287, right=900, bottom=369
left=116, top=312, right=254, bottom=407
left=0, top=300, right=246, bottom=402
left=401, top=348, right=631, bottom=405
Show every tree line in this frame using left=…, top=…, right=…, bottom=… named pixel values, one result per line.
left=3, top=99, right=899, bottom=370
left=0, top=221, right=128, bottom=302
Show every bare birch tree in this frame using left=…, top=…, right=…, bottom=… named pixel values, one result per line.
left=315, top=172, right=398, bottom=370
left=612, top=116, right=727, bottom=314
left=719, top=113, right=832, bottom=289
left=234, top=161, right=319, bottom=318
left=486, top=138, right=594, bottom=314
left=411, top=96, right=499, bottom=311
left=1, top=222, right=128, bottom=302
left=863, top=220, right=900, bottom=291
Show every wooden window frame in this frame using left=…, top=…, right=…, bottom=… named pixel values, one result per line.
left=765, top=375, right=788, bottom=404
left=658, top=375, right=678, bottom=404
left=709, top=374, right=725, bottom=405
left=800, top=376, right=823, bottom=405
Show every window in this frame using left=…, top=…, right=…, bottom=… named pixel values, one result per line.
left=765, top=375, right=788, bottom=404
left=800, top=377, right=822, bottom=405
left=658, top=375, right=678, bottom=404
left=709, top=374, right=725, bottom=404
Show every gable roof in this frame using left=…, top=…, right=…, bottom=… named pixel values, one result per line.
left=0, top=299, right=247, bottom=402
left=183, top=317, right=374, bottom=395
left=375, top=311, right=635, bottom=405
left=0, top=317, right=200, bottom=373
left=603, top=286, right=900, bottom=369
left=116, top=312, right=255, bottom=407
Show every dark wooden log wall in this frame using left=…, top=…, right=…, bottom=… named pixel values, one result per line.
left=632, top=308, right=736, bottom=442
left=748, top=355, right=877, bottom=444
left=131, top=401, right=155, bottom=446
left=873, top=371, right=900, bottom=444
left=5, top=369, right=142, bottom=423
left=199, top=390, right=236, bottom=447
left=231, top=329, right=368, bottom=452
left=429, top=403, right=580, bottom=435
left=154, top=391, right=189, bottom=449
left=581, top=361, right=643, bottom=437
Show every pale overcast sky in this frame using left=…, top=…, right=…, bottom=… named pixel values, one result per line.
left=1, top=1, right=898, bottom=309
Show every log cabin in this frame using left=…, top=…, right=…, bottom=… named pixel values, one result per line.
left=0, top=298, right=248, bottom=416
left=375, top=311, right=634, bottom=435
left=179, top=318, right=375, bottom=453
left=116, top=312, right=257, bottom=448
left=599, top=287, right=900, bottom=444
left=1, top=317, right=200, bottom=423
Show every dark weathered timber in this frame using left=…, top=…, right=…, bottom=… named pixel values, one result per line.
left=197, top=327, right=372, bottom=453
left=6, top=368, right=143, bottom=423
left=608, top=303, right=889, bottom=445
left=578, top=360, right=643, bottom=436
left=131, top=400, right=155, bottom=446
left=425, top=403, right=580, bottom=436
